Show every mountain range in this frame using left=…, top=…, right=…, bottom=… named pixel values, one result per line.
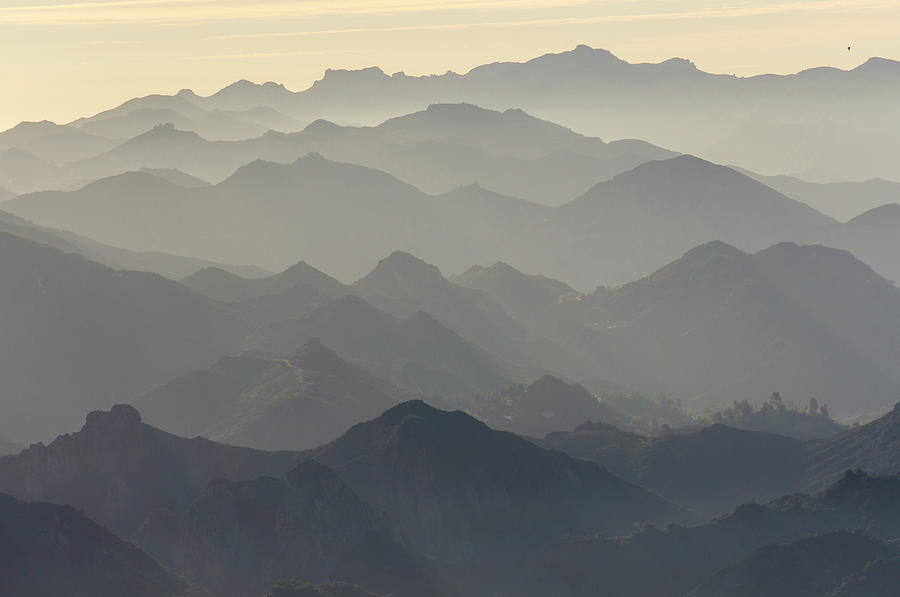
left=493, top=469, right=900, bottom=597
left=64, top=45, right=900, bottom=182
left=461, top=241, right=900, bottom=416
left=0, top=401, right=696, bottom=597
left=6, top=397, right=900, bottom=597
left=541, top=400, right=900, bottom=515
left=8, top=150, right=872, bottom=290
left=54, top=103, right=672, bottom=205
left=0, top=230, right=250, bottom=442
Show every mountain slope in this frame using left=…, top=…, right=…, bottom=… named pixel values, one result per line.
left=354, top=251, right=590, bottom=379
left=164, top=461, right=439, bottom=597
left=0, top=120, right=116, bottom=163
left=806, top=402, right=900, bottom=487
left=833, top=202, right=900, bottom=284
left=0, top=147, right=82, bottom=194
left=0, top=493, right=193, bottom=597
left=553, top=155, right=836, bottom=285
left=572, top=240, right=900, bottom=415
left=134, top=339, right=404, bottom=450
left=745, top=172, right=900, bottom=221
left=307, top=400, right=694, bottom=564
left=496, top=470, right=900, bottom=597
left=0, top=404, right=303, bottom=536
left=686, top=531, right=898, bottom=597
left=0, top=209, right=268, bottom=280
left=183, top=260, right=348, bottom=302
left=0, top=230, right=250, bottom=442
left=541, top=422, right=807, bottom=515
left=246, top=294, right=516, bottom=393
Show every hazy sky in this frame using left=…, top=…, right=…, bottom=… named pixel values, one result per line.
left=1, top=0, right=898, bottom=130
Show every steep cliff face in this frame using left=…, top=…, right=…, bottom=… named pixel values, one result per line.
left=0, top=404, right=303, bottom=535
left=0, top=493, right=192, bottom=597
left=163, top=461, right=438, bottom=597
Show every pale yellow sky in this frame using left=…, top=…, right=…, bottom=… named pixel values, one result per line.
left=1, top=0, right=898, bottom=130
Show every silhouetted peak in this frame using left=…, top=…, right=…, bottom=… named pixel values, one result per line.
left=853, top=56, right=900, bottom=73
left=679, top=240, right=747, bottom=262
left=84, top=403, right=142, bottom=431
left=219, top=79, right=257, bottom=91
left=317, top=66, right=389, bottom=85
left=0, top=147, right=45, bottom=162
left=848, top=203, right=900, bottom=227
left=176, top=88, right=198, bottom=99
left=662, top=153, right=720, bottom=170
left=302, top=119, right=342, bottom=134
left=375, top=400, right=471, bottom=433
left=81, top=169, right=180, bottom=193
left=755, top=243, right=865, bottom=273
left=659, top=57, right=698, bottom=70
left=223, top=158, right=285, bottom=183
left=285, top=337, right=343, bottom=367
left=9, top=120, right=60, bottom=132
left=531, top=374, right=575, bottom=389
left=425, top=102, right=487, bottom=114
left=357, top=251, right=447, bottom=289
left=485, top=260, right=524, bottom=276
left=132, top=122, right=203, bottom=143
left=566, top=45, right=617, bottom=60
left=280, top=259, right=315, bottom=275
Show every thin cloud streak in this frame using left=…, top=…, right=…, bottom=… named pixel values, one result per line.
left=207, top=0, right=900, bottom=41
left=186, top=49, right=366, bottom=60
left=0, top=0, right=614, bottom=25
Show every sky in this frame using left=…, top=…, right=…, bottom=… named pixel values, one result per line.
left=1, top=0, right=899, bottom=130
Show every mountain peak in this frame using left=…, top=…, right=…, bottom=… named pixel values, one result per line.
left=84, top=403, right=142, bottom=430
left=848, top=202, right=900, bottom=228
left=682, top=240, right=747, bottom=260
left=131, top=122, right=204, bottom=143
left=302, top=118, right=342, bottom=134
left=566, top=44, right=618, bottom=59
left=9, top=120, right=60, bottom=132
left=355, top=251, right=447, bottom=291
left=285, top=337, right=339, bottom=365
left=659, top=56, right=698, bottom=70
left=317, top=66, right=389, bottom=86
left=853, top=56, right=900, bottom=73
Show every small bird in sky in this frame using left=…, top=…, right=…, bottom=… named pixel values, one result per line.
left=848, top=46, right=851, bottom=51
